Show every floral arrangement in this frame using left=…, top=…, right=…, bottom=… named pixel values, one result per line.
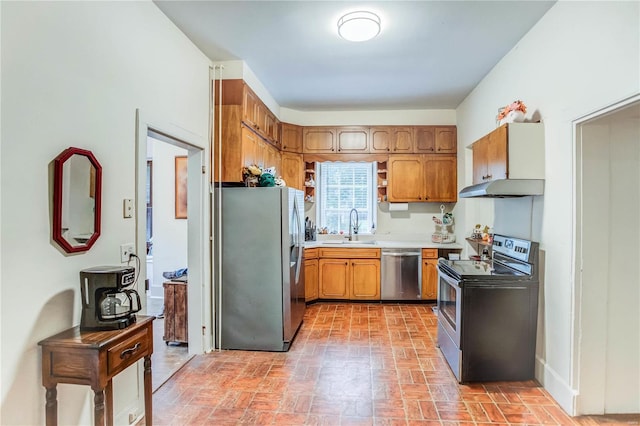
left=497, top=100, right=527, bottom=121
left=241, top=164, right=285, bottom=187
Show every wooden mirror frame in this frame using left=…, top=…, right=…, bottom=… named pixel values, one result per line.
left=52, top=147, right=102, bottom=253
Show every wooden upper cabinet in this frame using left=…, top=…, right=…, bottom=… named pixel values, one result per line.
left=388, top=155, right=424, bottom=202
left=415, top=126, right=457, bottom=153
left=415, top=126, right=436, bottom=153
left=435, top=127, right=457, bottom=153
left=336, top=127, right=369, bottom=153
left=242, top=85, right=260, bottom=129
left=370, top=127, right=391, bottom=153
left=423, top=154, right=457, bottom=202
left=281, top=123, right=303, bottom=153
left=390, top=127, right=415, bottom=153
left=388, top=154, right=457, bottom=202
left=281, top=152, right=304, bottom=190
left=303, top=127, right=337, bottom=153
left=471, top=124, right=508, bottom=184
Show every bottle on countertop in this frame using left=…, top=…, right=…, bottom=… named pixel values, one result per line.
left=481, top=247, right=490, bottom=261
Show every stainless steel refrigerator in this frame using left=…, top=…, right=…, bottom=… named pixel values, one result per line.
left=213, top=186, right=305, bottom=351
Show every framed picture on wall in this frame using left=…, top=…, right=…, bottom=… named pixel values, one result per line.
left=175, top=156, right=187, bottom=219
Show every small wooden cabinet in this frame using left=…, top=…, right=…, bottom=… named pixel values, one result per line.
left=388, top=154, right=457, bottom=202
left=281, top=123, right=303, bottom=153
left=39, top=316, right=154, bottom=426
left=163, top=281, right=188, bottom=344
left=390, top=127, right=415, bottom=153
left=415, top=126, right=457, bottom=154
left=421, top=249, right=438, bottom=300
left=370, top=127, right=391, bottom=153
left=303, top=127, right=337, bottom=153
left=471, top=123, right=544, bottom=185
left=318, top=248, right=381, bottom=300
left=281, top=152, right=304, bottom=190
left=336, top=126, right=369, bottom=153
left=304, top=248, right=319, bottom=302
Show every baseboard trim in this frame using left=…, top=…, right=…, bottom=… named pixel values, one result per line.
left=535, top=355, right=578, bottom=415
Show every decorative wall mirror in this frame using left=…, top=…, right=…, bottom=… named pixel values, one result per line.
left=53, top=147, right=102, bottom=253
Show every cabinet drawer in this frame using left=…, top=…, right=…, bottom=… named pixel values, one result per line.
left=319, top=248, right=380, bottom=259
left=305, top=248, right=319, bottom=259
left=107, top=329, right=149, bottom=376
left=422, top=248, right=438, bottom=259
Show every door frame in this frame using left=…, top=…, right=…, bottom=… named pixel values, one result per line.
left=572, top=93, right=640, bottom=414
left=135, top=109, right=212, bottom=355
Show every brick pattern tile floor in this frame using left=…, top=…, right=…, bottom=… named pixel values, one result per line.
left=151, top=303, right=639, bottom=425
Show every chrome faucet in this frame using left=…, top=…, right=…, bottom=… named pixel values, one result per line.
left=348, top=208, right=359, bottom=241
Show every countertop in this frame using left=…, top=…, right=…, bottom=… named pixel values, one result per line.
left=304, top=240, right=463, bottom=250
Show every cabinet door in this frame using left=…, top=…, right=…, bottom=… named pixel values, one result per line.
left=174, top=284, right=188, bottom=342
left=472, top=136, right=489, bottom=184
left=487, top=125, right=508, bottom=181
left=318, top=259, right=349, bottom=299
left=422, top=258, right=438, bottom=300
left=281, top=152, right=304, bottom=190
left=281, top=123, right=303, bottom=153
left=241, top=126, right=259, bottom=168
left=435, top=127, right=457, bottom=153
left=303, top=127, right=336, bottom=153
left=264, top=143, right=281, bottom=173
left=388, top=155, right=424, bottom=202
left=254, top=102, right=268, bottom=134
left=264, top=112, right=278, bottom=146
left=423, top=154, right=457, bottom=202
left=336, top=127, right=369, bottom=153
left=242, top=86, right=259, bottom=128
left=305, top=259, right=319, bottom=302
left=370, top=127, right=391, bottom=152
left=350, top=259, right=380, bottom=300
left=391, top=127, right=415, bottom=153
left=415, top=126, right=436, bottom=153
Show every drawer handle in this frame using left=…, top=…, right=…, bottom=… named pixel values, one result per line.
left=120, top=342, right=141, bottom=360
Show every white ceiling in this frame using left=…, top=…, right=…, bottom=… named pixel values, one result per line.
left=154, top=1, right=556, bottom=111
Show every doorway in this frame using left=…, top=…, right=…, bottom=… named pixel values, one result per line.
left=574, top=97, right=640, bottom=414
left=135, top=110, right=211, bottom=390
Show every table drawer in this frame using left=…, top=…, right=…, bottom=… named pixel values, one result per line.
left=107, top=329, right=150, bottom=376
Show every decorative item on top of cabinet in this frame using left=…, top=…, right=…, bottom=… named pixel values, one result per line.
left=304, top=161, right=316, bottom=202
left=281, top=123, right=303, bottom=153
left=470, top=122, right=544, bottom=185
left=376, top=159, right=388, bottom=203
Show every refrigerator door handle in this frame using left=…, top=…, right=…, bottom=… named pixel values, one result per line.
left=293, top=196, right=303, bottom=284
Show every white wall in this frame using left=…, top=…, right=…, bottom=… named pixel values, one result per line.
left=455, top=1, right=640, bottom=414
left=148, top=138, right=188, bottom=299
left=0, top=2, right=210, bottom=424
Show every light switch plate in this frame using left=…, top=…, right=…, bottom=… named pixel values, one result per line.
left=123, top=199, right=134, bottom=218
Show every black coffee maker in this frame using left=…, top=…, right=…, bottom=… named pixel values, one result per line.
left=80, top=266, right=141, bottom=330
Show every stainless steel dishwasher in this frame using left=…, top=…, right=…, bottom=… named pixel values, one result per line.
left=381, top=249, right=422, bottom=300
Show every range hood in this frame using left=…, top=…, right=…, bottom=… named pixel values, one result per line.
left=459, top=179, right=544, bottom=198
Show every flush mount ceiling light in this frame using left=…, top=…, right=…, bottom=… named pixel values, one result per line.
left=337, top=11, right=381, bottom=42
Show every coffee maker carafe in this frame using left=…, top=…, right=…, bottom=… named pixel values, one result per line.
left=80, top=266, right=141, bottom=330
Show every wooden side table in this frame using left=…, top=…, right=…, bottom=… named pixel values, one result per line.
left=163, top=280, right=188, bottom=344
left=38, top=315, right=154, bottom=426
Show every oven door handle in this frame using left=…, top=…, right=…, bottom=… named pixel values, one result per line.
left=438, top=265, right=461, bottom=285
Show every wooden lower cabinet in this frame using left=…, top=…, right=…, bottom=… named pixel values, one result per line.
left=163, top=281, right=188, bottom=344
left=421, top=248, right=439, bottom=300
left=318, top=248, right=381, bottom=300
left=350, top=259, right=380, bottom=300
left=304, top=248, right=319, bottom=303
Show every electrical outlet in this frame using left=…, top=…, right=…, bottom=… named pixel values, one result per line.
left=120, top=243, right=135, bottom=262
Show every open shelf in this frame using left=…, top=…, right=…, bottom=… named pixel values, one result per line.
left=376, top=160, right=388, bottom=203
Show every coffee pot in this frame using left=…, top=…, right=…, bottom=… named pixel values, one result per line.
left=80, top=266, right=141, bottom=330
